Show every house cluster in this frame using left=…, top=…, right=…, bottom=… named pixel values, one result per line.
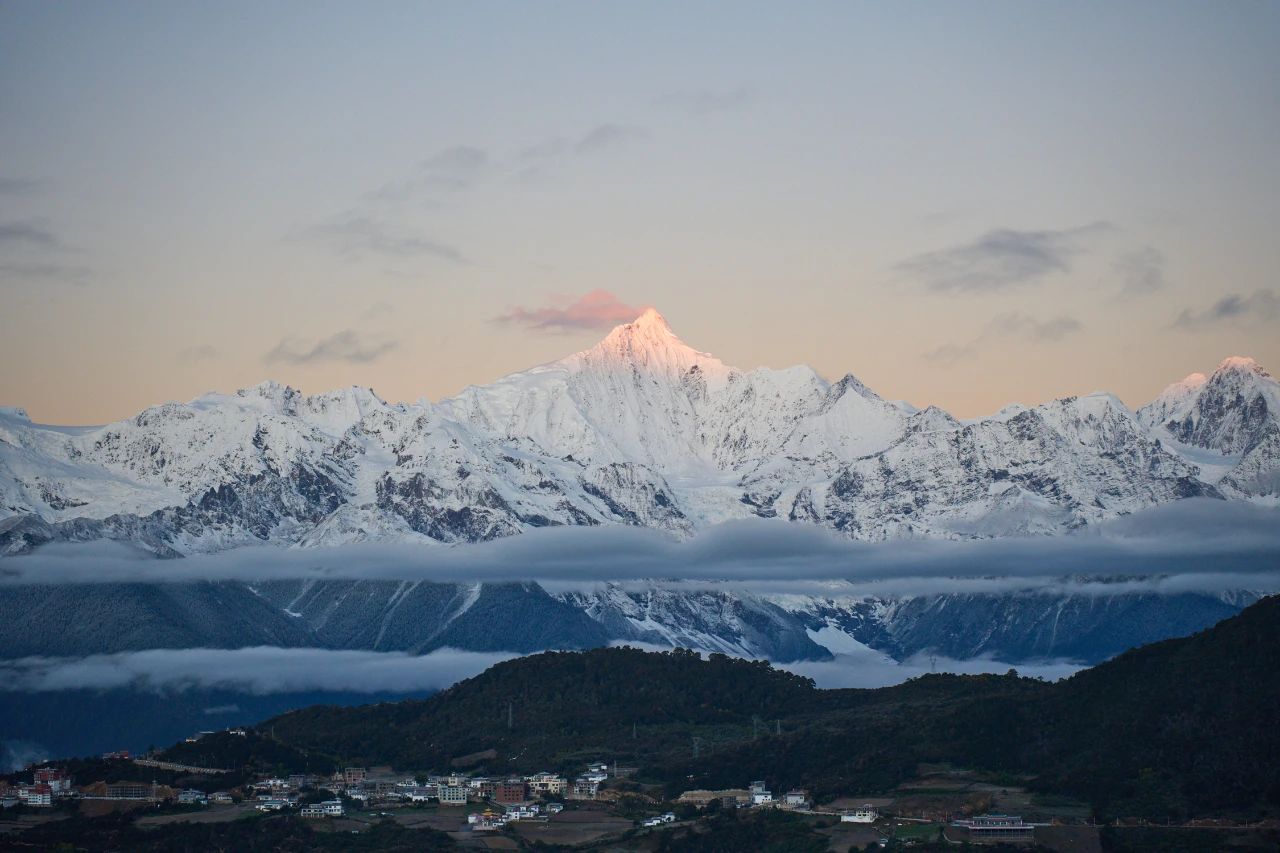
left=676, top=780, right=811, bottom=812
left=319, top=764, right=606, bottom=810
left=467, top=800, right=566, bottom=832
left=0, top=768, right=75, bottom=808
left=0, top=768, right=190, bottom=808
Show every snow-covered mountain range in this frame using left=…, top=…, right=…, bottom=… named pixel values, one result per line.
left=2, top=309, right=1277, bottom=555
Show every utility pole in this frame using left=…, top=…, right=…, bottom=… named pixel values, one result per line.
left=507, top=701, right=513, bottom=730
left=632, top=722, right=637, bottom=740
left=775, top=719, right=781, bottom=736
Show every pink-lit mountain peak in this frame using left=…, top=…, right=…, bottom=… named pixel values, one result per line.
left=571, top=308, right=732, bottom=380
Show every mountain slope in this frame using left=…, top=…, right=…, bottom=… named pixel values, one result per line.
left=248, top=595, right=1280, bottom=820
left=1, top=313, right=1276, bottom=553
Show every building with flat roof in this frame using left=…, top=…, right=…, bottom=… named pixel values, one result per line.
left=952, top=814, right=1034, bottom=844
left=495, top=780, right=528, bottom=804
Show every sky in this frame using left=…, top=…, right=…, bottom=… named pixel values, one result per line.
left=1, top=1, right=1278, bottom=424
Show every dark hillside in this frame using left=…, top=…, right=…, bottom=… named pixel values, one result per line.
left=174, top=596, right=1279, bottom=820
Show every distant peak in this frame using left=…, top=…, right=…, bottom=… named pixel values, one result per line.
left=574, top=308, right=731, bottom=379
left=629, top=307, right=670, bottom=330
left=1215, top=356, right=1269, bottom=377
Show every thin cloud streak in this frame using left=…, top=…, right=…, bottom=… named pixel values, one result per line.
left=265, top=329, right=398, bottom=365
left=304, top=215, right=465, bottom=263
left=899, top=223, right=1114, bottom=292
left=574, top=124, right=648, bottom=155
left=495, top=289, right=645, bottom=333
left=0, top=647, right=517, bottom=695
left=0, top=220, right=61, bottom=250
left=1173, top=289, right=1279, bottom=329
left=924, top=312, right=1082, bottom=365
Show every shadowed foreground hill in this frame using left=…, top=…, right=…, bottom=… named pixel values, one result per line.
left=240, top=595, right=1280, bottom=821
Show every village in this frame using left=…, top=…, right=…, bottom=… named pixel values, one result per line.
left=0, top=733, right=1068, bottom=849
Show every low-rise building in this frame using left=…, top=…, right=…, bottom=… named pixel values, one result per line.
left=783, top=789, right=809, bottom=809
left=951, top=814, right=1034, bottom=844
left=841, top=805, right=878, bottom=823
left=343, top=767, right=367, bottom=785
left=177, top=789, right=208, bottom=805
left=34, top=768, right=71, bottom=795
left=106, top=782, right=154, bottom=801
left=438, top=784, right=468, bottom=806
left=749, top=781, right=773, bottom=806
left=17, top=785, right=52, bottom=807
left=504, top=803, right=540, bottom=819
left=401, top=785, right=435, bottom=802
left=495, top=779, right=528, bottom=804
left=300, top=799, right=344, bottom=818
left=210, top=792, right=234, bottom=804
left=568, top=778, right=599, bottom=800
left=525, top=772, right=566, bottom=796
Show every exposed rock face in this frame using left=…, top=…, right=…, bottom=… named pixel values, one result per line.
left=1138, top=357, right=1280, bottom=497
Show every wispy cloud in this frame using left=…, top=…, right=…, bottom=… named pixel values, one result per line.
left=0, top=220, right=61, bottom=250
left=1113, top=246, right=1165, bottom=297
left=574, top=124, right=648, bottom=155
left=924, top=312, right=1083, bottom=365
left=898, top=223, right=1113, bottom=292
left=1173, top=289, right=1279, bottom=330
left=0, top=261, right=90, bottom=287
left=370, top=145, right=491, bottom=202
left=494, top=289, right=645, bottom=333
left=657, top=86, right=758, bottom=116
left=264, top=329, right=398, bottom=365
left=0, top=647, right=516, bottom=695
left=6, top=499, right=1278, bottom=593
left=304, top=214, right=464, bottom=263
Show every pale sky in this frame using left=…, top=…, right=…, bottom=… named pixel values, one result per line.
left=2, top=1, right=1278, bottom=424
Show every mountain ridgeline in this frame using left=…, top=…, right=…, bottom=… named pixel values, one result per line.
left=234, top=594, right=1280, bottom=822
left=0, top=577, right=1258, bottom=664
left=2, top=310, right=1278, bottom=555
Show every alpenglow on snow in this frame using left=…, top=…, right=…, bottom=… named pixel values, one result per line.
left=1, top=310, right=1277, bottom=555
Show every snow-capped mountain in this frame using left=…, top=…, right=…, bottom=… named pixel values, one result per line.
left=1138, top=356, right=1280, bottom=496
left=2, top=310, right=1276, bottom=555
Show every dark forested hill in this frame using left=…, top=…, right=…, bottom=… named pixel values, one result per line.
left=184, top=595, right=1279, bottom=821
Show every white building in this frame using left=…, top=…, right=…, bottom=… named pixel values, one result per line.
left=525, top=772, right=567, bottom=795
left=300, top=799, right=344, bottom=818
left=17, top=786, right=52, bottom=807
left=841, top=805, right=878, bottom=823
left=177, top=789, right=208, bottom=805
left=439, top=784, right=468, bottom=806
left=783, top=789, right=809, bottom=808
